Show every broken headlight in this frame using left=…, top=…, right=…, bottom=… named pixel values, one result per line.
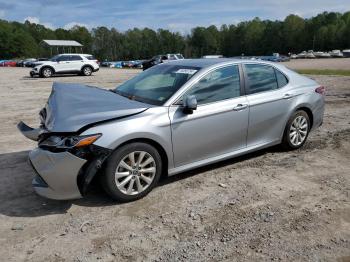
left=40, top=134, right=102, bottom=149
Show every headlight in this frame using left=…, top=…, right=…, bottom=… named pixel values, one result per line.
left=40, top=134, right=102, bottom=149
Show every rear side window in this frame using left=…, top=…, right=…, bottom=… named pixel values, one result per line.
left=70, top=55, right=82, bottom=61
left=244, top=64, right=278, bottom=94
left=185, top=65, right=241, bottom=105
left=275, top=69, right=288, bottom=88
left=85, top=55, right=96, bottom=60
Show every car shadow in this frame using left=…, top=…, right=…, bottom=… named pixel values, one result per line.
left=0, top=146, right=283, bottom=218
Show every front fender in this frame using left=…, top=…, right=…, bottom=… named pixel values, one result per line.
left=80, top=107, right=174, bottom=169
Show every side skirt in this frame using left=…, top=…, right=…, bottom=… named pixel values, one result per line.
left=168, top=140, right=280, bottom=176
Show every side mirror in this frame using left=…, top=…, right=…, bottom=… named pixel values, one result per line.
left=183, top=95, right=197, bottom=114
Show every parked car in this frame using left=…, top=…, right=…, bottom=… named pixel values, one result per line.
left=30, top=54, right=99, bottom=78
left=343, top=49, right=350, bottom=58
left=0, top=60, right=17, bottom=67
left=142, top=54, right=184, bottom=70
left=29, top=58, right=49, bottom=68
left=142, top=55, right=167, bottom=70
left=23, top=58, right=37, bottom=67
left=329, top=50, right=343, bottom=58
left=101, top=60, right=113, bottom=67
left=18, top=58, right=325, bottom=202
left=113, top=61, right=123, bottom=68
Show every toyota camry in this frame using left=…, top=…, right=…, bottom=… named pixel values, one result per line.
left=18, top=59, right=325, bottom=202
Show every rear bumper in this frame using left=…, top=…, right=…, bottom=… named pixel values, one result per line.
left=29, top=148, right=86, bottom=200
left=93, top=67, right=99, bottom=72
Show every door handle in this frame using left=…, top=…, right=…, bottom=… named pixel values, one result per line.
left=233, top=104, right=248, bottom=111
left=282, top=93, right=294, bottom=99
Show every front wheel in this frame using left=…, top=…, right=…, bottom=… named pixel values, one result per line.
left=102, top=142, right=162, bottom=202
left=40, top=67, right=53, bottom=78
left=282, top=110, right=310, bottom=150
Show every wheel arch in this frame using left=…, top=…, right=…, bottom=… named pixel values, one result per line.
left=40, top=65, right=55, bottom=75
left=81, top=64, right=93, bottom=71
left=294, top=106, right=314, bottom=129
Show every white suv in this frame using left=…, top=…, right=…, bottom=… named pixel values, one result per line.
left=30, top=54, right=99, bottom=78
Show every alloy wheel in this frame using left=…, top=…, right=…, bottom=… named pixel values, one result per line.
left=115, top=151, right=156, bottom=195
left=43, top=68, right=52, bottom=77
left=84, top=67, right=92, bottom=75
left=289, top=115, right=308, bottom=146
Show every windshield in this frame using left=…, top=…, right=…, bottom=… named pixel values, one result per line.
left=50, top=55, right=60, bottom=61
left=115, top=64, right=200, bottom=105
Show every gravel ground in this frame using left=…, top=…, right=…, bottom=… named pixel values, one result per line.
left=0, top=65, right=349, bottom=262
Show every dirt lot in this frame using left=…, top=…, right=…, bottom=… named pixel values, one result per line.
left=0, top=63, right=349, bottom=261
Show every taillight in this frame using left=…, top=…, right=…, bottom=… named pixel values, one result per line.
left=315, top=86, right=326, bottom=95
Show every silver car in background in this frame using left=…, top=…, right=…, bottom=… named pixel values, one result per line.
left=18, top=59, right=325, bottom=202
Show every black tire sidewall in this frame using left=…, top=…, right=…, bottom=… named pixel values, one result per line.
left=102, top=142, right=162, bottom=202
left=283, top=110, right=310, bottom=149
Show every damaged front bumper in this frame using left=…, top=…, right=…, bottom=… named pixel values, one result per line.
left=18, top=121, right=111, bottom=200
left=29, top=148, right=86, bottom=200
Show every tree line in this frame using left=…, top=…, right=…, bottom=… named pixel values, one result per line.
left=0, top=11, right=349, bottom=60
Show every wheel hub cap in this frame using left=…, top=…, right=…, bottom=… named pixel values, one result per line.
left=289, top=115, right=308, bottom=146
left=115, top=151, right=156, bottom=195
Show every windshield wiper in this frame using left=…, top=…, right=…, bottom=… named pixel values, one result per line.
left=112, top=89, right=135, bottom=101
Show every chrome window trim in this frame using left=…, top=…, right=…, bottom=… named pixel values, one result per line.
left=169, top=62, right=243, bottom=106
left=241, top=62, right=290, bottom=97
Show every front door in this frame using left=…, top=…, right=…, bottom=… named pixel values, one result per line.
left=55, top=55, right=71, bottom=72
left=169, top=64, right=249, bottom=168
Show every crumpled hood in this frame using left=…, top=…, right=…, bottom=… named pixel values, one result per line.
left=43, top=82, right=151, bottom=133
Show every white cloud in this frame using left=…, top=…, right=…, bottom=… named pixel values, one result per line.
left=23, top=16, right=54, bottom=29
left=64, top=21, right=88, bottom=30
left=24, top=16, right=40, bottom=24
left=0, top=10, right=5, bottom=19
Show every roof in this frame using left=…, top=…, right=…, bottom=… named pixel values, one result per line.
left=41, top=40, right=83, bottom=47
left=167, top=58, right=276, bottom=68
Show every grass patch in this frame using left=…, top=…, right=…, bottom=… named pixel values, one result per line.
left=296, top=69, right=350, bottom=76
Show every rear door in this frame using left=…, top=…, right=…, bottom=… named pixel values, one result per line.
left=243, top=63, right=293, bottom=147
left=169, top=64, right=249, bottom=167
left=69, top=55, right=84, bottom=71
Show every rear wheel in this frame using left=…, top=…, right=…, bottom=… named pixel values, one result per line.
left=282, top=110, right=310, bottom=149
left=102, top=142, right=162, bottom=202
left=40, top=67, right=53, bottom=78
left=82, top=66, right=92, bottom=76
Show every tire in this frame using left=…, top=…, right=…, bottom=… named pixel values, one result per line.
left=102, top=142, right=162, bottom=202
left=282, top=110, right=310, bottom=150
left=40, top=67, right=53, bottom=78
left=82, top=66, right=93, bottom=76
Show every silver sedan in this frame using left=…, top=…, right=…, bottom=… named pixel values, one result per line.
left=18, top=59, right=325, bottom=202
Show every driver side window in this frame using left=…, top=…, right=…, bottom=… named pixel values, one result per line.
left=185, top=65, right=241, bottom=105
left=57, top=55, right=69, bottom=62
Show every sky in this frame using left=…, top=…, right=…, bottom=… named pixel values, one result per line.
left=0, top=0, right=349, bottom=33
